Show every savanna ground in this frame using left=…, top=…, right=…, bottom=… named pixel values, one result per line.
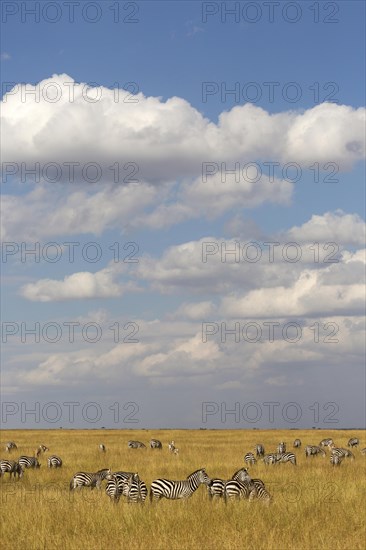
left=0, top=429, right=365, bottom=550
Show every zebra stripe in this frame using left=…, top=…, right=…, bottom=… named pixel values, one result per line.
left=125, top=473, right=148, bottom=503
left=206, top=478, right=225, bottom=499
left=319, top=438, right=333, bottom=447
left=276, top=452, right=297, bottom=465
left=35, top=445, right=49, bottom=457
left=277, top=442, right=286, bottom=454
left=293, top=439, right=301, bottom=448
left=305, top=445, right=326, bottom=457
left=128, top=440, right=146, bottom=449
left=254, top=444, right=265, bottom=457
left=150, top=468, right=210, bottom=501
left=224, top=480, right=256, bottom=501
left=248, top=484, right=272, bottom=505
left=150, top=439, right=162, bottom=449
left=347, top=438, right=359, bottom=448
left=263, top=454, right=279, bottom=465
left=99, top=444, right=106, bottom=452
left=70, top=468, right=110, bottom=490
left=18, top=456, right=41, bottom=469
left=330, top=453, right=343, bottom=466
left=329, top=446, right=354, bottom=460
left=47, top=455, right=62, bottom=468
left=244, top=452, right=257, bottom=465
left=0, top=460, right=24, bottom=478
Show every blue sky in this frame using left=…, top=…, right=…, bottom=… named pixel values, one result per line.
left=1, top=1, right=365, bottom=429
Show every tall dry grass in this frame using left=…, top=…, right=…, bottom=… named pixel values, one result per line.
left=1, top=429, right=365, bottom=550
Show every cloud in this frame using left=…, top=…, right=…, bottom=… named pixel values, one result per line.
left=1, top=52, right=11, bottom=61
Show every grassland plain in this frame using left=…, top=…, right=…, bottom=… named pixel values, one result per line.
left=0, top=429, right=365, bottom=550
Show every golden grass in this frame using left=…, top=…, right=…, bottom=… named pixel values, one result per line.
left=1, top=429, right=365, bottom=550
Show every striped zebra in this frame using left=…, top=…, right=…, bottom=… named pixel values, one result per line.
left=150, top=439, right=162, bottom=450
left=47, top=455, right=62, bottom=468
left=125, top=473, right=148, bottom=503
left=263, top=453, right=279, bottom=465
left=150, top=468, right=210, bottom=501
left=305, top=445, right=326, bottom=458
left=18, top=456, right=41, bottom=469
left=35, top=445, right=49, bottom=457
left=231, top=468, right=271, bottom=504
left=128, top=440, right=146, bottom=449
left=105, top=472, right=132, bottom=502
left=330, top=453, right=343, bottom=466
left=0, top=460, right=24, bottom=478
left=99, top=444, right=106, bottom=452
left=5, top=441, right=17, bottom=453
left=277, top=442, right=286, bottom=454
left=206, top=478, right=226, bottom=499
left=168, top=441, right=179, bottom=455
left=255, top=444, right=265, bottom=457
left=319, top=438, right=333, bottom=447
left=293, top=439, right=301, bottom=448
left=347, top=438, right=359, bottom=448
left=244, top=452, right=257, bottom=465
left=329, top=446, right=355, bottom=460
left=69, top=468, right=110, bottom=490
left=276, top=452, right=297, bottom=465
left=224, top=479, right=256, bottom=501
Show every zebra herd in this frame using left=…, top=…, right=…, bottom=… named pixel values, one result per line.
left=0, top=441, right=63, bottom=480
left=244, top=442, right=296, bottom=466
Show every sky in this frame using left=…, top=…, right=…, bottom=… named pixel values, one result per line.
left=1, top=0, right=365, bottom=430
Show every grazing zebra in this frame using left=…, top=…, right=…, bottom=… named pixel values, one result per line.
left=125, top=473, right=148, bottom=503
left=305, top=445, right=326, bottom=458
left=232, top=468, right=265, bottom=489
left=150, top=439, right=162, bottom=449
left=150, top=468, right=210, bottom=501
left=0, top=460, right=24, bottom=478
left=231, top=468, right=271, bottom=504
left=224, top=479, right=256, bottom=501
left=263, top=453, right=279, bottom=465
left=168, top=441, right=179, bottom=454
left=69, top=468, right=110, bottom=490
left=329, top=446, right=355, bottom=460
left=293, top=439, right=301, bottom=448
left=276, top=452, right=297, bottom=465
left=330, top=453, right=343, bottom=466
left=319, top=438, right=333, bottom=447
left=249, top=484, right=272, bottom=504
left=128, top=440, right=146, bottom=449
left=244, top=452, right=257, bottom=465
left=347, top=438, right=359, bottom=448
left=255, top=444, right=265, bottom=457
left=277, top=442, right=286, bottom=454
left=206, top=478, right=226, bottom=499
left=99, top=444, right=106, bottom=452
left=47, top=455, right=62, bottom=468
left=18, top=456, right=41, bottom=469
left=35, top=445, right=49, bottom=457
left=5, top=442, right=17, bottom=453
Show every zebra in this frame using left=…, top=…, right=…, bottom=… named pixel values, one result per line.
left=347, top=438, right=359, bottom=448
left=69, top=468, right=110, bottom=490
left=18, top=456, right=41, bottom=469
left=330, top=453, right=343, bottom=466
left=244, top=452, right=257, bottom=465
left=150, top=468, right=210, bottom=501
left=305, top=445, right=326, bottom=458
left=293, top=439, right=301, bottom=448
left=263, top=453, right=279, bottom=465
left=35, top=445, right=49, bottom=457
left=0, top=460, right=24, bottom=478
left=125, top=473, right=148, bottom=503
left=5, top=441, right=17, bottom=453
left=319, top=438, right=333, bottom=447
left=206, top=478, right=226, bottom=499
left=249, top=484, right=272, bottom=504
left=99, top=444, right=106, bottom=452
left=47, top=455, right=62, bottom=468
left=224, top=479, right=256, bottom=501
left=150, top=439, right=162, bottom=450
left=105, top=472, right=132, bottom=502
left=231, top=468, right=271, bottom=504
left=329, top=446, right=355, bottom=460
left=277, top=442, right=286, bottom=454
left=168, top=441, right=179, bottom=454
left=128, top=440, right=146, bottom=449
left=255, top=444, right=265, bottom=457
left=276, top=452, right=297, bottom=465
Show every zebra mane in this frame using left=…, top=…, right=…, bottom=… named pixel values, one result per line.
left=232, top=467, right=249, bottom=478
left=187, top=468, right=205, bottom=478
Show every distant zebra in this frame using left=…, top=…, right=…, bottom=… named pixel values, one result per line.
left=276, top=452, right=297, bottom=465
left=47, top=455, right=62, bottom=468
left=69, top=468, right=110, bottom=490
left=150, top=468, right=210, bottom=501
left=277, top=442, right=286, bottom=454
left=150, top=439, right=162, bottom=450
left=255, top=444, right=265, bottom=457
left=125, top=473, right=148, bottom=503
left=330, top=453, right=343, bottom=466
left=224, top=479, right=256, bottom=501
left=5, top=441, right=17, bottom=453
left=305, top=445, right=326, bottom=458
left=0, top=460, right=24, bottom=478
left=293, top=439, right=301, bottom=448
left=18, top=456, right=40, bottom=469
left=128, top=440, right=146, bottom=449
left=347, top=438, right=359, bottom=448
left=244, top=452, right=257, bottom=465
left=35, top=445, right=49, bottom=457
left=263, top=454, right=279, bottom=465
left=319, top=438, right=333, bottom=447
left=329, top=446, right=354, bottom=460
left=207, top=478, right=226, bottom=499
left=99, top=444, right=106, bottom=452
